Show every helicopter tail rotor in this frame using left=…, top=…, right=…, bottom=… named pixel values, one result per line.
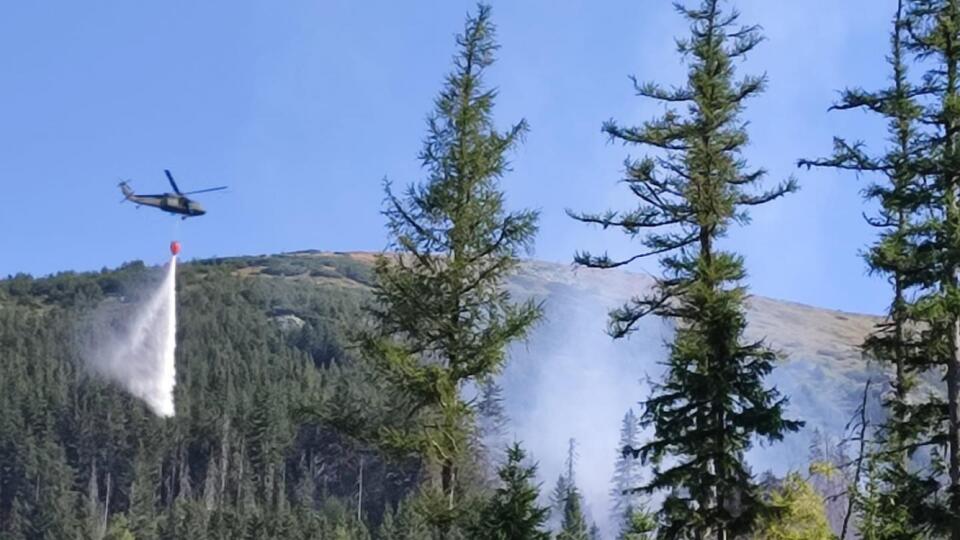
left=118, top=180, right=134, bottom=201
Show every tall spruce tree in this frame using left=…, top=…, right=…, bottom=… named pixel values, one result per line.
left=855, top=448, right=926, bottom=540
left=550, top=439, right=579, bottom=527
left=363, top=2, right=541, bottom=532
left=610, top=409, right=646, bottom=531
left=799, top=1, right=943, bottom=536
left=569, top=1, right=802, bottom=537
left=476, top=380, right=510, bottom=481
left=898, top=2, right=960, bottom=537
left=556, top=485, right=589, bottom=540
left=129, top=450, right=160, bottom=540
left=470, top=443, right=550, bottom=540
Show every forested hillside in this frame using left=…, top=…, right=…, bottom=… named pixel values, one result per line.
left=0, top=253, right=426, bottom=539
left=0, top=251, right=885, bottom=539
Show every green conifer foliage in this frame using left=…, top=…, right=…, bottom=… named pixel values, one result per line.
left=570, top=1, right=801, bottom=537
left=103, top=515, right=137, bottom=540
left=470, top=443, right=549, bottom=540
left=617, top=506, right=657, bottom=540
left=610, top=409, right=646, bottom=531
left=379, top=500, right=430, bottom=540
left=799, top=2, right=942, bottom=536
left=556, top=486, right=589, bottom=540
left=363, top=2, right=541, bottom=530
left=855, top=451, right=933, bottom=540
left=128, top=451, right=160, bottom=540
left=549, top=438, right=579, bottom=530
left=899, top=2, right=960, bottom=537
left=0, top=256, right=414, bottom=538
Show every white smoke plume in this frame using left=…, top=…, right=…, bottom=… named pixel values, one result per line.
left=498, top=262, right=877, bottom=538
left=84, top=256, right=177, bottom=417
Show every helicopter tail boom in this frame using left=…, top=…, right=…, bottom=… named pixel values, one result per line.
left=118, top=181, right=134, bottom=200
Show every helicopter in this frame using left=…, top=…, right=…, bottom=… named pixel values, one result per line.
left=119, top=170, right=227, bottom=218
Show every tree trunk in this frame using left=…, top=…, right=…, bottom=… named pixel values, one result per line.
left=944, top=6, right=960, bottom=537
left=357, top=455, right=363, bottom=522
left=841, top=379, right=871, bottom=540
left=441, top=460, right=455, bottom=510
left=950, top=320, right=960, bottom=540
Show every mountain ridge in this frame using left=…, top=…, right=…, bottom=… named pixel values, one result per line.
left=208, top=249, right=885, bottom=535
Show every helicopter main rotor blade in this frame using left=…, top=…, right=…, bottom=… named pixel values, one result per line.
left=181, top=186, right=228, bottom=195
left=164, top=169, right=182, bottom=194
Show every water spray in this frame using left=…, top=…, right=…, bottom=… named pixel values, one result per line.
left=85, top=241, right=180, bottom=417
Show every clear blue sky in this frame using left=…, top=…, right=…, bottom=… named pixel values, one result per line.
left=0, top=1, right=895, bottom=314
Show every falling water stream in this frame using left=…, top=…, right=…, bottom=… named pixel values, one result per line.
left=90, top=255, right=177, bottom=417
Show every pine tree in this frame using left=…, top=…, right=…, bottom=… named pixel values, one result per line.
left=470, top=443, right=550, bottom=540
left=379, top=505, right=399, bottom=539
left=855, top=451, right=919, bottom=540
left=30, top=438, right=80, bottom=539
left=129, top=450, right=160, bottom=540
left=104, top=515, right=137, bottom=540
left=477, top=380, right=508, bottom=443
left=378, top=500, right=429, bottom=540
left=470, top=379, right=511, bottom=487
left=548, top=439, right=590, bottom=540
left=610, top=409, right=645, bottom=532
left=363, top=3, right=541, bottom=531
left=898, top=3, right=960, bottom=538
left=556, top=485, right=589, bottom=540
left=549, top=439, right=579, bottom=527
left=799, top=3, right=942, bottom=535
left=6, top=495, right=30, bottom=540
left=476, top=379, right=509, bottom=472
left=570, top=1, right=802, bottom=537
left=549, top=473, right=571, bottom=530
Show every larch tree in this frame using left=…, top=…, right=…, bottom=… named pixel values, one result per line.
left=752, top=473, right=833, bottom=540
left=805, top=429, right=850, bottom=532
left=569, top=1, right=802, bottom=537
left=799, top=1, right=942, bottom=536
left=362, top=3, right=541, bottom=533
left=617, top=506, right=657, bottom=540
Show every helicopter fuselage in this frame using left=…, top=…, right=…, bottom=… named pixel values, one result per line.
left=127, top=193, right=206, bottom=217
left=118, top=171, right=223, bottom=219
